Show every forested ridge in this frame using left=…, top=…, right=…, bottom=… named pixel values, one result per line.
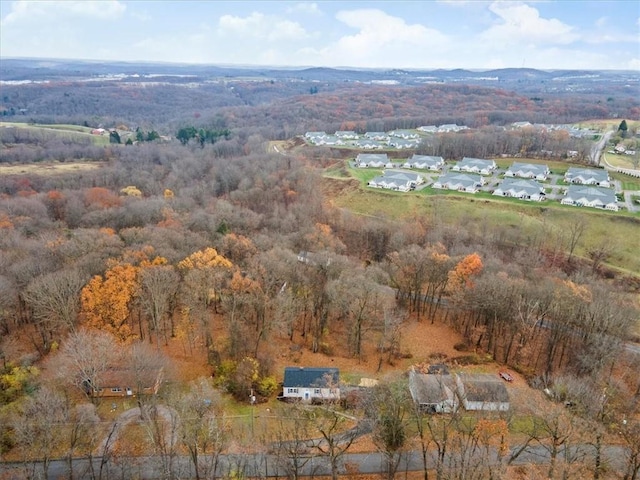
left=0, top=64, right=639, bottom=479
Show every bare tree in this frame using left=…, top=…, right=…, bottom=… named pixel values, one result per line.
left=270, top=404, right=315, bottom=480
left=138, top=264, right=179, bottom=346
left=327, top=266, right=390, bottom=359
left=12, top=386, right=66, bottom=480
left=173, top=379, right=228, bottom=480
left=53, top=329, right=120, bottom=403
left=366, top=378, right=410, bottom=480
left=125, top=341, right=169, bottom=409
left=310, top=406, right=358, bottom=480
left=22, top=268, right=87, bottom=353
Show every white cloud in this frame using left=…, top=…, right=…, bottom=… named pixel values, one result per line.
left=285, top=3, right=321, bottom=15
left=2, top=0, right=125, bottom=26
left=218, top=12, right=309, bottom=41
left=481, top=1, right=578, bottom=45
left=329, top=9, right=449, bottom=62
left=595, top=16, right=608, bottom=28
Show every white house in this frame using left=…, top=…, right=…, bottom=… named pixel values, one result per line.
left=561, top=186, right=619, bottom=211
left=283, top=367, right=340, bottom=403
left=493, top=178, right=546, bottom=201
left=417, top=125, right=437, bottom=133
left=389, top=129, right=420, bottom=139
left=452, top=157, right=497, bottom=175
left=355, top=139, right=385, bottom=149
left=335, top=130, right=359, bottom=139
left=505, top=162, right=550, bottom=181
left=433, top=173, right=484, bottom=193
left=388, top=138, right=419, bottom=149
left=564, top=167, right=611, bottom=188
left=455, top=374, right=510, bottom=412
left=403, top=154, right=445, bottom=171
left=356, top=153, right=388, bottom=168
left=364, top=132, right=389, bottom=141
left=437, top=124, right=468, bottom=133
left=368, top=170, right=424, bottom=192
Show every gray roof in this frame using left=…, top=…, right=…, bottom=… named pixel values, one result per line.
left=409, top=154, right=444, bottom=165
left=435, top=172, right=482, bottom=188
left=409, top=372, right=456, bottom=404
left=563, top=185, right=617, bottom=205
left=495, top=178, right=545, bottom=196
left=458, top=374, right=509, bottom=403
left=283, top=367, right=339, bottom=388
left=356, top=153, right=389, bottom=162
left=565, top=167, right=609, bottom=183
left=458, top=157, right=495, bottom=169
left=507, top=162, right=549, bottom=177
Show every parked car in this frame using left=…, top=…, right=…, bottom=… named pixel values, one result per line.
left=499, top=371, right=513, bottom=382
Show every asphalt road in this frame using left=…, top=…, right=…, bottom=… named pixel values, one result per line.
left=1, top=443, right=632, bottom=479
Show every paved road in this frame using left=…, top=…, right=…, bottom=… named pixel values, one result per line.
left=2, top=443, right=632, bottom=479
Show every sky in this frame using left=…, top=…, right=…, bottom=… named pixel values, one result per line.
left=1, top=0, right=639, bottom=71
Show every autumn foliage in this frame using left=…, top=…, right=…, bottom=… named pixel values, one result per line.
left=80, top=262, right=139, bottom=341
left=448, top=253, right=483, bottom=291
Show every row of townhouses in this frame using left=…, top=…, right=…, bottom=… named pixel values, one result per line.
left=357, top=153, right=618, bottom=211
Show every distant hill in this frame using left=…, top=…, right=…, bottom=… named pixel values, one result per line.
left=1, top=58, right=638, bottom=94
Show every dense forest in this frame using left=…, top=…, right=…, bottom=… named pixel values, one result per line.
left=0, top=63, right=639, bottom=479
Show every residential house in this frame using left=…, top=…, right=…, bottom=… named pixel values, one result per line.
left=403, top=154, right=445, bottom=171
left=84, top=368, right=164, bottom=398
left=437, top=124, right=468, bottom=133
left=408, top=368, right=459, bottom=413
left=368, top=170, right=424, bottom=192
left=305, top=132, right=327, bottom=144
left=493, top=178, right=546, bottom=201
left=364, top=132, right=389, bottom=141
left=417, top=125, right=437, bottom=133
left=455, top=374, right=510, bottom=412
left=356, top=153, right=389, bottom=168
left=452, top=157, right=497, bottom=175
left=564, top=167, right=610, bottom=187
left=388, top=138, right=419, bottom=149
left=355, top=139, right=385, bottom=149
left=335, top=130, right=359, bottom=139
left=433, top=173, right=484, bottom=193
left=511, top=121, right=532, bottom=129
left=561, top=185, right=619, bottom=211
left=283, top=367, right=340, bottom=403
left=389, top=129, right=420, bottom=139
left=505, top=162, right=550, bottom=181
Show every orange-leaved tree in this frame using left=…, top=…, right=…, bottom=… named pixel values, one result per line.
left=80, top=261, right=139, bottom=342
left=448, top=252, right=483, bottom=293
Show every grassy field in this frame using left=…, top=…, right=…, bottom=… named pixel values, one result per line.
left=0, top=161, right=105, bottom=176
left=328, top=164, right=640, bottom=277
left=1, top=121, right=111, bottom=146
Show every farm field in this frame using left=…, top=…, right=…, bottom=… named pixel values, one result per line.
left=0, top=161, right=104, bottom=176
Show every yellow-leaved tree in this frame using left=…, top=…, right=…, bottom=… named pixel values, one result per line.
left=178, top=248, right=233, bottom=352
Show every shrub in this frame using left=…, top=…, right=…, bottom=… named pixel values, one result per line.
left=257, top=375, right=278, bottom=397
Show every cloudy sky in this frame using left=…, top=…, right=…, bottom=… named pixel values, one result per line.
left=1, top=1, right=638, bottom=70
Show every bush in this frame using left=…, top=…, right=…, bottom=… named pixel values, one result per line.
left=257, top=375, right=278, bottom=397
